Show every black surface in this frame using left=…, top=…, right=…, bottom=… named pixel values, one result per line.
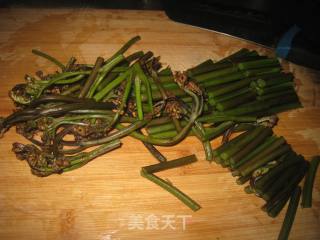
left=288, top=32, right=320, bottom=70
left=163, top=0, right=320, bottom=69
left=0, top=0, right=164, bottom=9
left=164, top=0, right=274, bottom=46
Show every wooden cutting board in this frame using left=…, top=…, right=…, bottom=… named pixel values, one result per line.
left=0, top=8, right=319, bottom=240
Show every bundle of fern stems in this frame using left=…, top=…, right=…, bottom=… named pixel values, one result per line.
left=0, top=37, right=318, bottom=239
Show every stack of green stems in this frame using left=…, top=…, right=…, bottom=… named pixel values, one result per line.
left=138, top=66, right=281, bottom=103
left=249, top=72, right=300, bottom=105
left=211, top=125, right=309, bottom=218
left=187, top=49, right=268, bottom=77
left=134, top=53, right=300, bottom=120
left=158, top=53, right=301, bottom=117
left=206, top=72, right=289, bottom=104
left=136, top=53, right=281, bottom=103
left=201, top=92, right=301, bottom=120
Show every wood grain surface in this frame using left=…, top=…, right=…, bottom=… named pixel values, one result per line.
left=0, top=8, right=319, bottom=240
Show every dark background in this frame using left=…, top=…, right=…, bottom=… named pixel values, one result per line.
left=0, top=0, right=319, bottom=69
